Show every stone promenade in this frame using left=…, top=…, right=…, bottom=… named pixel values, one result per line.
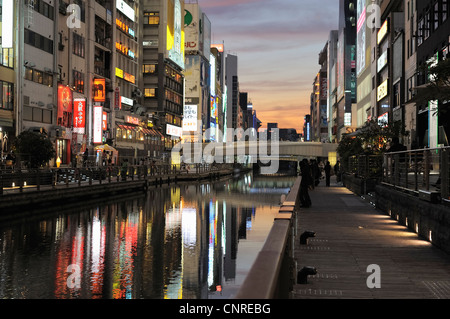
left=293, top=182, right=450, bottom=299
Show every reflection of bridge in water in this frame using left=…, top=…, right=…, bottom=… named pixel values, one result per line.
left=181, top=174, right=297, bottom=207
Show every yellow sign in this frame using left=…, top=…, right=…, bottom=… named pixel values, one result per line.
left=377, top=79, right=388, bottom=101
left=115, top=67, right=123, bottom=78
left=377, top=20, right=388, bottom=44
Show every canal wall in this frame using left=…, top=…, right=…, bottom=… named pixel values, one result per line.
left=342, top=173, right=378, bottom=196
left=375, top=183, right=450, bottom=255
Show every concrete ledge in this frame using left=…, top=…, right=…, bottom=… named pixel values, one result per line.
left=234, top=220, right=291, bottom=299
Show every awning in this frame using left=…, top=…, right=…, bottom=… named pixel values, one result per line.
left=117, top=123, right=136, bottom=131
left=152, top=129, right=164, bottom=138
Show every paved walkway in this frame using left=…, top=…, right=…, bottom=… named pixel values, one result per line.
left=293, top=182, right=450, bottom=299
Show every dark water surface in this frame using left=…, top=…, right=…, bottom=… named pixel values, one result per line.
left=0, top=173, right=295, bottom=299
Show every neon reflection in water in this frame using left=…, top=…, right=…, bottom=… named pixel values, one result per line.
left=0, top=174, right=295, bottom=299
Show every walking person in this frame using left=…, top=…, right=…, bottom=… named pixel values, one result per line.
left=334, top=160, right=341, bottom=184
left=325, top=161, right=331, bottom=187
left=299, top=159, right=312, bottom=208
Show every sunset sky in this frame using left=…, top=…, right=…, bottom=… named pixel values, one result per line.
left=199, top=0, right=340, bottom=133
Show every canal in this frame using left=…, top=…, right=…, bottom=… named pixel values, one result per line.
left=0, top=173, right=295, bottom=299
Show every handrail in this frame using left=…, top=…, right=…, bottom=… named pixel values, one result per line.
left=382, top=147, right=449, bottom=201
left=0, top=163, right=234, bottom=195
left=235, top=176, right=301, bottom=299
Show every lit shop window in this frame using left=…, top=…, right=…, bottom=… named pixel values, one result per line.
left=0, top=81, right=14, bottom=110
left=143, top=64, right=156, bottom=74
left=0, top=47, right=14, bottom=68
left=143, top=12, right=159, bottom=25
left=144, top=88, right=156, bottom=97
left=73, top=70, right=84, bottom=93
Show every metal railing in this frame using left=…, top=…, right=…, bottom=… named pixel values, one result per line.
left=382, top=147, right=450, bottom=200
left=0, top=163, right=233, bottom=195
left=346, top=155, right=383, bottom=180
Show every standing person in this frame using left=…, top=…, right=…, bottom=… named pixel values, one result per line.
left=300, top=159, right=312, bottom=208
left=83, top=148, right=89, bottom=167
left=334, top=160, right=341, bottom=184
left=325, top=161, right=331, bottom=187
left=121, top=159, right=129, bottom=181
left=312, top=159, right=321, bottom=187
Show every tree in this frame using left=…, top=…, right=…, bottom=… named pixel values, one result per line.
left=411, top=58, right=450, bottom=115
left=337, top=119, right=408, bottom=170
left=13, top=131, right=55, bottom=168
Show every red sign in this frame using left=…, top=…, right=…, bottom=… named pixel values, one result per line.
left=102, top=111, right=107, bottom=130
left=115, top=87, right=121, bottom=110
left=58, top=85, right=73, bottom=127
left=125, top=115, right=140, bottom=125
left=73, top=98, right=86, bottom=134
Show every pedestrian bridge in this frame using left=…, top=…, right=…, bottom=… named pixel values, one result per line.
left=177, top=141, right=339, bottom=163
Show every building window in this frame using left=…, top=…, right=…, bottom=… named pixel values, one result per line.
left=143, top=12, right=159, bottom=25
left=25, top=0, right=54, bottom=20
left=73, top=0, right=85, bottom=22
left=417, top=17, right=424, bottom=46
left=143, top=64, right=156, bottom=74
left=73, top=33, right=85, bottom=57
left=0, top=81, right=14, bottom=110
left=24, top=67, right=53, bottom=87
left=0, top=47, right=14, bottom=68
left=24, top=28, right=53, bottom=54
left=33, top=70, right=43, bottom=84
left=444, top=0, right=448, bottom=22
left=144, top=88, right=156, bottom=97
left=434, top=1, right=439, bottom=30
left=425, top=10, right=431, bottom=40
left=73, top=70, right=84, bottom=93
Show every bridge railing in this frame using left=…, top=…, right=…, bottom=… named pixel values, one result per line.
left=235, top=176, right=300, bottom=299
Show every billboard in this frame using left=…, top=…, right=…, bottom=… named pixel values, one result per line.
left=210, top=54, right=216, bottom=97
left=201, top=13, right=211, bottom=61
left=2, top=0, right=13, bottom=48
left=167, top=0, right=185, bottom=69
left=185, top=55, right=200, bottom=100
left=73, top=98, right=86, bottom=134
left=93, top=79, right=106, bottom=102
left=116, top=0, right=135, bottom=22
left=57, top=85, right=73, bottom=128
left=356, top=0, right=366, bottom=76
left=337, top=30, right=345, bottom=101
left=184, top=4, right=200, bottom=53
left=93, top=105, right=103, bottom=144
left=183, top=104, right=198, bottom=132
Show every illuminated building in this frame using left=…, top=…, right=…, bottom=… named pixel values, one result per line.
left=355, top=0, right=375, bottom=131
left=310, top=46, right=328, bottom=143
left=403, top=0, right=417, bottom=149
left=335, top=0, right=357, bottom=141
left=0, top=0, right=16, bottom=158
left=226, top=54, right=241, bottom=135
left=183, top=2, right=212, bottom=143
left=327, top=30, right=339, bottom=143
left=142, top=0, right=185, bottom=158
left=415, top=0, right=450, bottom=148
left=303, top=115, right=311, bottom=142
